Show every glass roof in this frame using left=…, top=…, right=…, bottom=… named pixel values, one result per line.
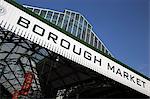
left=0, top=26, right=49, bottom=97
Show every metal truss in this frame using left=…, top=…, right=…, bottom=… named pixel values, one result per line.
left=0, top=26, right=52, bottom=98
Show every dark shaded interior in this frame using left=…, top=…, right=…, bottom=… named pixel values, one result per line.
left=37, top=52, right=148, bottom=98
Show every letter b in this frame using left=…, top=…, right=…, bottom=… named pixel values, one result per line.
left=17, top=16, right=30, bottom=28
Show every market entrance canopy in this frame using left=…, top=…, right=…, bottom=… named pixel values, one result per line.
left=0, top=0, right=149, bottom=96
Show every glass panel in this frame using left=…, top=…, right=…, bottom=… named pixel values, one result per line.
left=81, top=21, right=87, bottom=40
left=67, top=22, right=73, bottom=33
left=102, top=45, right=105, bottom=52
left=86, top=28, right=90, bottom=43
left=98, top=41, right=101, bottom=50
left=46, top=11, right=53, bottom=21
left=52, top=12, right=59, bottom=24
left=84, top=21, right=87, bottom=28
left=66, top=11, right=70, bottom=15
left=75, top=14, right=79, bottom=21
left=72, top=20, right=78, bottom=36
left=88, top=24, right=91, bottom=29
left=94, top=37, right=98, bottom=48
left=71, top=13, right=75, bottom=18
left=33, top=9, right=40, bottom=15
left=67, top=14, right=74, bottom=33
left=77, top=24, right=82, bottom=38
left=74, top=20, right=78, bottom=26
left=67, top=23, right=72, bottom=33
left=62, top=15, right=69, bottom=30
left=72, top=25, right=77, bottom=36
left=90, top=32, right=94, bottom=46
left=82, top=28, right=86, bottom=40
left=106, top=50, right=108, bottom=55
left=57, top=14, right=64, bottom=27
left=40, top=10, right=47, bottom=18
left=80, top=16, right=83, bottom=24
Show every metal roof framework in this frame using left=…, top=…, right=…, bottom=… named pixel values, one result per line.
left=0, top=27, right=43, bottom=97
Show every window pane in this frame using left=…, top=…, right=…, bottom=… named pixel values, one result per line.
left=90, top=32, right=94, bottom=46
left=72, top=21, right=78, bottom=36
left=82, top=21, right=87, bottom=40
left=57, top=14, right=64, bottom=27
left=77, top=24, right=82, bottom=38
left=66, top=11, right=70, bottom=15
left=94, top=37, right=97, bottom=48
left=67, top=16, right=74, bottom=33
left=52, top=12, right=59, bottom=24
left=33, top=9, right=40, bottom=15
left=98, top=41, right=101, bottom=50
left=82, top=31, right=85, bottom=40
left=67, top=25, right=72, bottom=33
left=102, top=45, right=105, bottom=52
left=88, top=24, right=91, bottom=29
left=62, top=15, right=69, bottom=30
left=84, top=21, right=87, bottom=28
left=77, top=29, right=81, bottom=38
left=71, top=13, right=75, bottom=19
left=80, top=16, right=83, bottom=24
left=106, top=50, right=108, bottom=55
left=82, top=28, right=86, bottom=40
left=40, top=10, right=47, bottom=18
left=72, top=25, right=77, bottom=36
left=46, top=11, right=53, bottom=21
left=86, top=28, right=90, bottom=43
left=75, top=14, right=79, bottom=21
